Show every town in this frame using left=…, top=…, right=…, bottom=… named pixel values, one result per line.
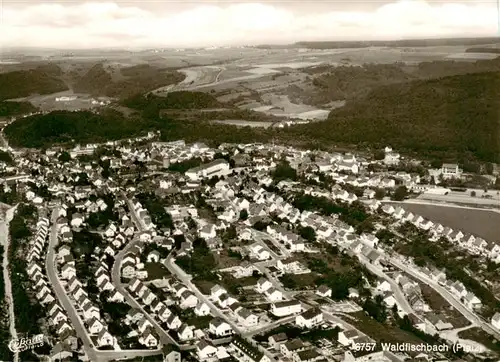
left=0, top=132, right=499, bottom=362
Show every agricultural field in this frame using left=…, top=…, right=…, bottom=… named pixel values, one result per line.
left=392, top=202, right=500, bottom=244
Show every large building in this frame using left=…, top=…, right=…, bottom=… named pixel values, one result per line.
left=185, top=159, right=230, bottom=181
left=441, top=163, right=462, bottom=179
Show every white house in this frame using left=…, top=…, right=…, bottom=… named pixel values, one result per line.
left=296, top=308, right=323, bottom=329
left=196, top=340, right=217, bottom=360
left=209, top=318, right=233, bottom=337
left=96, top=329, right=113, bottom=347
left=236, top=308, right=259, bottom=327
left=195, top=302, right=211, bottom=317
left=316, top=285, right=332, bottom=298
left=88, top=317, right=105, bottom=334
left=256, top=278, right=273, bottom=293
left=178, top=324, right=194, bottom=341
left=491, top=312, right=500, bottom=330
left=271, top=300, right=302, bottom=317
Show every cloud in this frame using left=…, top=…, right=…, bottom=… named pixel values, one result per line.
left=1, top=1, right=497, bottom=49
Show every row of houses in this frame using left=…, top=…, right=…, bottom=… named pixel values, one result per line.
left=382, top=204, right=500, bottom=262
left=27, top=262, right=74, bottom=337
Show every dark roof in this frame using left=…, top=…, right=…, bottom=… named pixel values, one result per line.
left=162, top=344, right=180, bottom=355
left=269, top=332, right=287, bottom=343
left=300, top=308, right=322, bottom=320
left=296, top=349, right=321, bottom=361
left=284, top=338, right=304, bottom=351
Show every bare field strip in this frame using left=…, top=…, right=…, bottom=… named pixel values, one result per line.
left=388, top=203, right=500, bottom=244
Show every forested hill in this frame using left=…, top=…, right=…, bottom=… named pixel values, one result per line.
left=289, top=71, right=500, bottom=163
left=0, top=66, right=68, bottom=101
left=72, top=63, right=185, bottom=100
left=4, top=109, right=148, bottom=148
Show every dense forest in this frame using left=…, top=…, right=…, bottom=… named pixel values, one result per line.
left=72, top=63, right=185, bottom=99
left=289, top=71, right=500, bottom=163
left=3, top=70, right=500, bottom=164
left=4, top=109, right=149, bottom=148
left=123, top=91, right=222, bottom=119
left=0, top=66, right=68, bottom=100
left=292, top=58, right=500, bottom=105
left=0, top=101, right=37, bottom=117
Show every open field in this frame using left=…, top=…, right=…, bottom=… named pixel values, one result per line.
left=388, top=202, right=500, bottom=243
left=211, top=120, right=274, bottom=128
left=417, top=189, right=500, bottom=207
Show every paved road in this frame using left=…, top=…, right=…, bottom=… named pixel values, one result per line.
left=164, top=254, right=242, bottom=334
left=356, top=255, right=416, bottom=317
left=46, top=207, right=100, bottom=362
left=252, top=229, right=290, bottom=258
left=389, top=257, right=500, bottom=340
left=110, top=237, right=183, bottom=349
left=164, top=254, right=277, bottom=361
left=1, top=206, right=18, bottom=362
left=113, top=195, right=188, bottom=349
left=245, top=315, right=295, bottom=337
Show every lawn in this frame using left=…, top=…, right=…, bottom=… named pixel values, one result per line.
left=458, top=327, right=500, bottom=353
left=279, top=273, right=320, bottom=291
left=419, top=284, right=470, bottom=328
left=390, top=203, right=500, bottom=243
left=145, top=262, right=170, bottom=281
left=194, top=280, right=216, bottom=295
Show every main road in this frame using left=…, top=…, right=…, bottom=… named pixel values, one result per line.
left=47, top=207, right=168, bottom=361
left=389, top=256, right=500, bottom=340
left=356, top=254, right=416, bottom=318
left=46, top=207, right=100, bottom=362
left=118, top=192, right=192, bottom=350
left=110, top=237, right=184, bottom=349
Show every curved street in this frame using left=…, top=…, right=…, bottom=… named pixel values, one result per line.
left=389, top=257, right=500, bottom=340
left=110, top=238, right=184, bottom=349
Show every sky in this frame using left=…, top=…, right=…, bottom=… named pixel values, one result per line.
left=0, top=0, right=498, bottom=49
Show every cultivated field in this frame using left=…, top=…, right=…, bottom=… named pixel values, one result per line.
left=391, top=203, right=500, bottom=243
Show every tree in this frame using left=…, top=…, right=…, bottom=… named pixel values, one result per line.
left=58, top=151, right=71, bottom=163
left=239, top=209, right=248, bottom=220
left=271, top=160, right=297, bottom=182
left=298, top=226, right=316, bottom=242
left=374, top=188, right=386, bottom=200
left=393, top=186, right=408, bottom=201
left=373, top=150, right=385, bottom=160
left=252, top=221, right=268, bottom=231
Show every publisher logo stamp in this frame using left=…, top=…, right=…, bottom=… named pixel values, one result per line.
left=8, top=334, right=45, bottom=353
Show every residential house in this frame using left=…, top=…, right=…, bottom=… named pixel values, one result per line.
left=492, top=312, right=500, bottom=330
left=237, top=308, right=259, bottom=327
left=178, top=324, right=194, bottom=341
left=316, top=285, right=332, bottom=298
left=195, top=302, right=211, bottom=317
left=139, top=328, right=158, bottom=347
left=338, top=329, right=362, bottom=347
left=268, top=333, right=287, bottom=349
left=281, top=339, right=306, bottom=358
left=230, top=335, right=270, bottom=362
left=96, top=329, right=113, bottom=347
left=296, top=308, right=323, bottom=329
left=271, top=300, right=302, bottom=317
left=209, top=318, right=233, bottom=337
left=88, top=317, right=105, bottom=334
left=196, top=340, right=217, bottom=360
